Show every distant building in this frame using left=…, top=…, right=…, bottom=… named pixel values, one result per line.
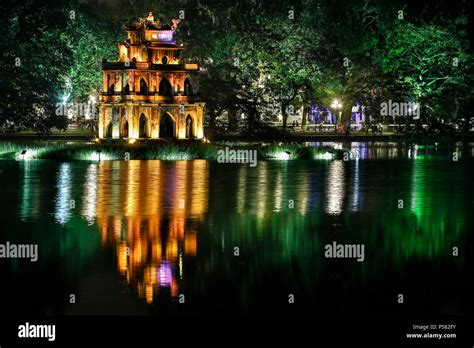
left=98, top=12, right=205, bottom=140
left=307, top=102, right=366, bottom=129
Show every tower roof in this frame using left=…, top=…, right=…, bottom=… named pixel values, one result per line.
left=125, top=12, right=181, bottom=32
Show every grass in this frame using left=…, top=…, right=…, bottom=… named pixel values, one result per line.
left=0, top=140, right=340, bottom=162
left=0, top=142, right=59, bottom=160
left=258, top=143, right=336, bottom=160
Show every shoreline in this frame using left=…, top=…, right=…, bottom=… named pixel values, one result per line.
left=0, top=141, right=337, bottom=161
left=0, top=138, right=471, bottom=162
left=1, top=132, right=473, bottom=143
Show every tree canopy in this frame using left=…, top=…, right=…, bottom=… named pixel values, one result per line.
left=1, top=0, right=473, bottom=134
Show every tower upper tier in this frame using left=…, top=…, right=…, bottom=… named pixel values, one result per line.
left=102, top=12, right=198, bottom=71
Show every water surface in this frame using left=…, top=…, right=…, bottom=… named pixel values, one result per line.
left=0, top=143, right=473, bottom=319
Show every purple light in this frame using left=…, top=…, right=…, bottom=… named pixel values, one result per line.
left=157, top=30, right=174, bottom=42
left=158, top=261, right=173, bottom=286
left=308, top=103, right=336, bottom=124
left=351, top=101, right=365, bottom=125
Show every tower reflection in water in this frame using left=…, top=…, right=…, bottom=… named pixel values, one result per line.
left=95, top=160, right=208, bottom=304
left=14, top=156, right=468, bottom=314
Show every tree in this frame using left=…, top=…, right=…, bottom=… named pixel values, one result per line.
left=64, top=5, right=122, bottom=101
left=0, top=0, right=73, bottom=133
left=376, top=20, right=474, bottom=121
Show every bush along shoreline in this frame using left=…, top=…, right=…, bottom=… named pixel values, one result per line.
left=0, top=141, right=342, bottom=162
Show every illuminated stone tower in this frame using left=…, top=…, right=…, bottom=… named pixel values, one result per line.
left=98, top=12, right=205, bottom=140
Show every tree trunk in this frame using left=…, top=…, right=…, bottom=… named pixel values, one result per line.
left=282, top=102, right=289, bottom=128
left=227, top=108, right=238, bottom=132
left=247, top=104, right=258, bottom=131
left=301, top=86, right=310, bottom=130
left=208, top=110, right=216, bottom=131
left=341, top=96, right=353, bottom=125
left=302, top=101, right=308, bottom=130
left=453, top=101, right=460, bottom=119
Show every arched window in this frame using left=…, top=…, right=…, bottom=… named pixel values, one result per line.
left=139, top=78, right=148, bottom=95
left=162, top=55, right=168, bottom=65
left=159, top=78, right=172, bottom=97
left=184, top=79, right=192, bottom=96
left=123, top=83, right=129, bottom=95
left=108, top=83, right=115, bottom=95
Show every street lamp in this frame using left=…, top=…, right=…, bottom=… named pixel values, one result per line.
left=331, top=99, right=342, bottom=110
left=331, top=99, right=343, bottom=132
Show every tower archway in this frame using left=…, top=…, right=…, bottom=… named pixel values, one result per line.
left=139, top=78, right=148, bottom=95
left=184, top=79, right=192, bottom=96
left=160, top=113, right=175, bottom=138
left=105, top=121, right=113, bottom=138
left=121, top=119, right=129, bottom=138
left=159, top=78, right=172, bottom=97
left=139, top=113, right=150, bottom=138
left=186, top=114, right=194, bottom=138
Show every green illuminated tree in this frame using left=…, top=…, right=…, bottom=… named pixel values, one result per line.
left=376, top=20, right=474, bottom=120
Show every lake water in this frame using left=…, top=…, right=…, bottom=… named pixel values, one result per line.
left=0, top=142, right=473, bottom=320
